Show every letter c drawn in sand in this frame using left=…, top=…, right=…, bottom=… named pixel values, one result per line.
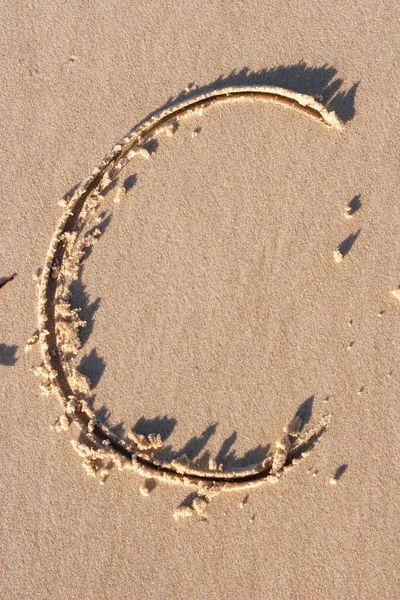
left=35, top=85, right=340, bottom=518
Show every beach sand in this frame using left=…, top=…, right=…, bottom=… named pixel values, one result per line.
left=1, top=1, right=400, bottom=598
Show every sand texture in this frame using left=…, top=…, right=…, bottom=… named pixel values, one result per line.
left=1, top=1, right=400, bottom=599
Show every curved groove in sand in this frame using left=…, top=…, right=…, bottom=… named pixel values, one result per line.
left=37, top=85, right=340, bottom=496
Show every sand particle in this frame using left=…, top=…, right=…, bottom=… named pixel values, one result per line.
left=391, top=289, right=400, bottom=302
left=333, top=249, right=343, bottom=263
left=239, top=495, right=249, bottom=509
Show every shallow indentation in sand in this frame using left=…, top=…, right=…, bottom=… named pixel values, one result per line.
left=34, top=84, right=345, bottom=517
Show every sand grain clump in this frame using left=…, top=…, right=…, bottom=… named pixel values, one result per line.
left=391, top=289, right=400, bottom=302
left=333, top=249, right=343, bottom=263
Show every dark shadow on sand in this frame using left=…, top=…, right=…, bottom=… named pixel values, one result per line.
left=339, top=229, right=361, bottom=257
left=77, top=348, right=105, bottom=389
left=0, top=343, right=18, bottom=366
